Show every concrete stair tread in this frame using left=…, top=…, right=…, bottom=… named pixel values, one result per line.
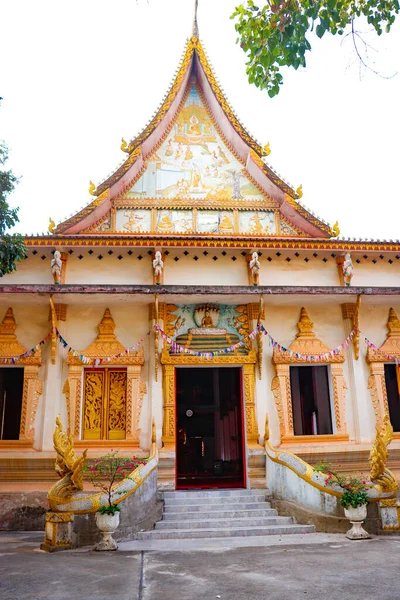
left=156, top=517, right=293, bottom=529
left=163, top=489, right=268, bottom=497
left=164, top=502, right=270, bottom=512
left=164, top=496, right=267, bottom=505
left=163, top=509, right=277, bottom=519
left=137, top=524, right=315, bottom=540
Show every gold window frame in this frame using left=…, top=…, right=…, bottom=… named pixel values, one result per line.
left=367, top=308, right=400, bottom=434
left=0, top=308, right=42, bottom=449
left=65, top=309, right=145, bottom=448
left=272, top=308, right=348, bottom=444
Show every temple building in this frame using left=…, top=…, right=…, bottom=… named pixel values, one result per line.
left=1, top=15, right=400, bottom=528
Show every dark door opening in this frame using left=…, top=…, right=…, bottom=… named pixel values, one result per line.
left=290, top=365, right=333, bottom=435
left=384, top=364, right=400, bottom=431
left=176, top=367, right=245, bottom=489
left=0, top=368, right=24, bottom=440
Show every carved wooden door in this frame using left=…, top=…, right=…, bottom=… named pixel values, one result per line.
left=83, top=368, right=127, bottom=440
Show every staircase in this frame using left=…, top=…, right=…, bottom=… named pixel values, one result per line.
left=136, top=489, right=315, bottom=540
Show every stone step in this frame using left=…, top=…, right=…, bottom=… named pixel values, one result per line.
left=162, top=489, right=266, bottom=498
left=164, top=501, right=270, bottom=512
left=136, top=524, right=315, bottom=540
left=163, top=508, right=278, bottom=520
left=164, top=494, right=267, bottom=505
left=155, top=516, right=293, bottom=530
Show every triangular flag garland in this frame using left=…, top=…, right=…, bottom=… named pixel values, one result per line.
left=55, top=328, right=152, bottom=365
left=254, top=323, right=357, bottom=362
left=0, top=323, right=397, bottom=364
left=364, top=337, right=400, bottom=364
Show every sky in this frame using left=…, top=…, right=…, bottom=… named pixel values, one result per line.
left=1, top=0, right=399, bottom=240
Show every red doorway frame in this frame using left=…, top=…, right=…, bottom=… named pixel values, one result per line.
left=174, top=366, right=247, bottom=490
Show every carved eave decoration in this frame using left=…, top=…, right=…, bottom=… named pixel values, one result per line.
left=66, top=308, right=144, bottom=366
left=367, top=308, right=400, bottom=363
left=271, top=308, right=348, bottom=443
left=53, top=33, right=333, bottom=238
left=273, top=307, right=345, bottom=365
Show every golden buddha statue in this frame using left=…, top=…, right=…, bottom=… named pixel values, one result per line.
left=200, top=310, right=214, bottom=328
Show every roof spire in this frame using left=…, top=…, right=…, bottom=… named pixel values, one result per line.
left=192, top=0, right=199, bottom=37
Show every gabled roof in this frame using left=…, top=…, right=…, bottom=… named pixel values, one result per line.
left=53, top=35, right=335, bottom=239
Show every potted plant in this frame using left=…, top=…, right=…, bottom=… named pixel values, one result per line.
left=321, top=465, right=371, bottom=540
left=84, top=451, right=147, bottom=551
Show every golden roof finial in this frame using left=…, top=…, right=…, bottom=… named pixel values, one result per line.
left=331, top=221, right=340, bottom=237
left=88, top=181, right=96, bottom=196
left=121, top=138, right=130, bottom=153
left=263, top=143, right=271, bottom=156
left=296, top=184, right=303, bottom=198
left=48, top=217, right=56, bottom=234
left=192, top=0, right=199, bottom=38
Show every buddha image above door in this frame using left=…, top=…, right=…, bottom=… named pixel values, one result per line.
left=176, top=367, right=245, bottom=489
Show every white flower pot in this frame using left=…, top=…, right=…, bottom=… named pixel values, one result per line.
left=94, top=511, right=120, bottom=551
left=344, top=504, right=370, bottom=540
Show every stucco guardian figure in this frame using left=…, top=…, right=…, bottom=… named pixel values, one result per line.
left=249, top=252, right=260, bottom=287
left=51, top=250, right=62, bottom=285
left=153, top=251, right=164, bottom=286
left=343, top=253, right=354, bottom=287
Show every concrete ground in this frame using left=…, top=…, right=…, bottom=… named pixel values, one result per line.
left=1, top=531, right=400, bottom=600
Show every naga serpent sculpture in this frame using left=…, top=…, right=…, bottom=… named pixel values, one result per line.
left=264, top=413, right=398, bottom=501
left=48, top=416, right=158, bottom=514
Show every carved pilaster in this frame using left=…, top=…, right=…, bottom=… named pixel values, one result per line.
left=19, top=365, right=42, bottom=441
left=125, top=365, right=143, bottom=446
left=243, top=364, right=259, bottom=444
left=67, top=365, right=83, bottom=439
left=368, top=363, right=389, bottom=427
left=162, top=365, right=175, bottom=449
left=331, top=363, right=347, bottom=434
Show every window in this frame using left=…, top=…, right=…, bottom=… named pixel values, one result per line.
left=83, top=368, right=127, bottom=440
left=0, top=368, right=24, bottom=440
left=290, top=365, right=333, bottom=436
left=384, top=365, right=400, bottom=432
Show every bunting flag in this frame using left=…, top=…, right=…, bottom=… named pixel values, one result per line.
left=0, top=322, right=369, bottom=364
left=0, top=331, right=53, bottom=364
left=255, top=323, right=356, bottom=362
left=54, top=328, right=152, bottom=365
left=364, top=337, right=400, bottom=364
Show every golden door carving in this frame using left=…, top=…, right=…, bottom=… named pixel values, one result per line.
left=108, top=371, right=127, bottom=440
left=83, top=369, right=127, bottom=440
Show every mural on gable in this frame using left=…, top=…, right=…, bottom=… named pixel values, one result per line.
left=127, top=86, right=265, bottom=201
left=116, top=209, right=151, bottom=233
left=239, top=211, right=276, bottom=235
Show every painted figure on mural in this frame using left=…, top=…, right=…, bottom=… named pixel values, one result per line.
left=51, top=250, right=62, bottom=284
left=153, top=251, right=164, bottom=285
left=343, top=253, right=354, bottom=286
left=249, top=252, right=261, bottom=286
left=165, top=139, right=174, bottom=157
left=188, top=115, right=202, bottom=137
